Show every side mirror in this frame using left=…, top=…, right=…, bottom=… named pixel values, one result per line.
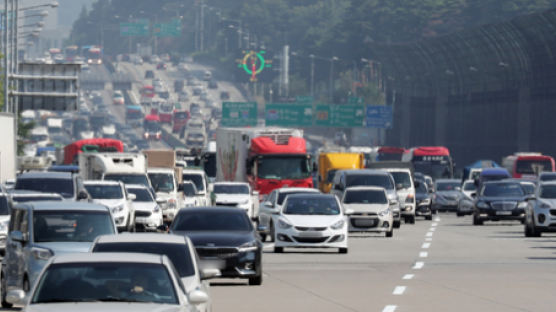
left=396, top=183, right=403, bottom=190
left=270, top=208, right=280, bottom=215
left=10, top=231, right=26, bottom=243
left=77, top=190, right=89, bottom=200
left=156, top=198, right=166, bottom=205
left=344, top=208, right=354, bottom=215
left=188, top=290, right=209, bottom=305
left=128, top=193, right=136, bottom=201
left=252, top=190, right=259, bottom=197
left=200, top=268, right=221, bottom=280
left=157, top=224, right=169, bottom=232
left=526, top=195, right=536, bottom=201
left=470, top=192, right=477, bottom=198
left=6, top=289, right=25, bottom=305
left=263, top=201, right=273, bottom=208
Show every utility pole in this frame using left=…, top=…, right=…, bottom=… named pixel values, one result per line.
left=200, top=2, right=205, bottom=52
left=329, top=56, right=338, bottom=102
left=309, top=54, right=315, bottom=98
left=4, top=0, right=10, bottom=112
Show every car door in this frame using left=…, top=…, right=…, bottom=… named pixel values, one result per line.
left=4, top=208, right=28, bottom=289
left=259, top=190, right=277, bottom=229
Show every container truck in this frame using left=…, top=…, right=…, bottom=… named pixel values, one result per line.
left=216, top=127, right=313, bottom=199
left=318, top=152, right=365, bottom=193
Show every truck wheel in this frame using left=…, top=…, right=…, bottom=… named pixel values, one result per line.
left=269, top=222, right=275, bottom=243
left=409, top=216, right=415, bottom=224
left=425, top=215, right=433, bottom=221
left=259, top=233, right=267, bottom=242
left=473, top=214, right=483, bottom=226
left=385, top=229, right=393, bottom=237
left=393, top=220, right=401, bottom=228
left=1, top=272, right=12, bottom=308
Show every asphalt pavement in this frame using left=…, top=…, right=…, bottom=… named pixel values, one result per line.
left=210, top=214, right=556, bottom=312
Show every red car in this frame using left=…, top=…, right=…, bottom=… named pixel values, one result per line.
left=156, top=62, right=167, bottom=70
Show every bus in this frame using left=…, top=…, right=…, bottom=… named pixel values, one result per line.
left=63, top=138, right=124, bottom=165
left=402, top=146, right=454, bottom=180
left=84, top=46, right=102, bottom=65
left=64, top=45, right=79, bottom=62
left=376, top=146, right=406, bottom=161
left=501, top=152, right=555, bottom=179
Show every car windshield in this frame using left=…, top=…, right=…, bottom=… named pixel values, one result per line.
left=326, top=170, right=337, bottom=183
left=521, top=183, right=536, bottom=195
left=415, top=181, right=428, bottom=193
left=181, top=183, right=197, bottom=196
left=540, top=185, right=556, bottom=199
left=390, top=172, right=412, bottom=189
left=33, top=211, right=114, bottom=243
left=172, top=210, right=252, bottom=232
left=93, top=243, right=195, bottom=277
left=436, top=182, right=460, bottom=191
left=12, top=195, right=62, bottom=203
left=463, top=182, right=476, bottom=191
left=31, top=262, right=178, bottom=304
left=214, top=184, right=249, bottom=194
left=15, top=178, right=74, bottom=198
left=539, top=174, right=556, bottom=182
left=345, top=174, right=394, bottom=190
left=0, top=196, right=9, bottom=215
left=203, top=153, right=216, bottom=178
left=343, top=190, right=387, bottom=204
left=127, top=188, right=154, bottom=202
left=257, top=156, right=311, bottom=180
left=284, top=197, right=340, bottom=215
left=516, top=160, right=553, bottom=174
left=182, top=174, right=204, bottom=191
left=148, top=173, right=175, bottom=193
left=104, top=174, right=149, bottom=187
left=482, top=183, right=524, bottom=197
left=277, top=191, right=317, bottom=205
left=84, top=185, right=123, bottom=200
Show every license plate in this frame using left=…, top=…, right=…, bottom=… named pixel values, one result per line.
left=298, top=231, right=323, bottom=237
left=496, top=211, right=512, bottom=216
left=200, top=259, right=226, bottom=270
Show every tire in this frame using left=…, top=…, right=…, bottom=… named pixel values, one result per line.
left=473, top=214, right=483, bottom=226
left=274, top=246, right=283, bottom=253
left=393, top=220, right=401, bottom=228
left=385, top=229, right=393, bottom=237
left=259, top=233, right=267, bottom=242
left=525, top=218, right=542, bottom=237
left=525, top=223, right=534, bottom=237
left=456, top=212, right=463, bottom=217
left=409, top=216, right=415, bottom=224
left=248, top=275, right=263, bottom=286
left=269, top=222, right=275, bottom=243
left=1, top=272, right=12, bottom=309
left=338, top=248, right=348, bottom=254
left=425, top=215, right=433, bottom=221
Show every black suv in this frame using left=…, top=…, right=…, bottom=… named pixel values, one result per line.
left=473, top=181, right=528, bottom=225
left=14, top=172, right=89, bottom=201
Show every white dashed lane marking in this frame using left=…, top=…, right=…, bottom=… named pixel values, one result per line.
left=426, top=232, right=434, bottom=237
left=422, top=242, right=431, bottom=249
left=382, top=305, right=397, bottom=312
left=402, top=274, right=414, bottom=280
left=419, top=251, right=428, bottom=258
left=393, top=286, right=406, bottom=295
left=413, top=261, right=425, bottom=269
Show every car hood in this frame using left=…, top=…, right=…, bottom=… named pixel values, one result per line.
left=415, top=193, right=430, bottom=201
left=214, top=194, right=249, bottom=204
left=26, top=302, right=185, bottom=312
left=342, top=203, right=388, bottom=213
left=181, top=276, right=199, bottom=293
left=172, top=231, right=254, bottom=247
left=479, top=196, right=524, bottom=202
left=281, top=214, right=343, bottom=227
left=35, top=242, right=93, bottom=255
left=133, top=201, right=157, bottom=212
left=436, top=191, right=461, bottom=198
left=92, top=199, right=124, bottom=208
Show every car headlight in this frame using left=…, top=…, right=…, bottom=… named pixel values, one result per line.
left=378, top=209, right=390, bottom=217
left=32, top=247, right=54, bottom=261
left=278, top=219, right=292, bottom=229
left=112, top=204, right=125, bottom=213
left=153, top=205, right=161, bottom=212
left=477, top=201, right=489, bottom=209
left=405, top=194, right=415, bottom=203
left=239, top=199, right=250, bottom=205
left=0, top=221, right=8, bottom=232
left=389, top=200, right=398, bottom=206
left=419, top=198, right=431, bottom=205
left=238, top=241, right=258, bottom=253
left=518, top=202, right=528, bottom=209
left=540, top=202, right=551, bottom=209
left=330, top=219, right=345, bottom=230
left=168, top=199, right=177, bottom=209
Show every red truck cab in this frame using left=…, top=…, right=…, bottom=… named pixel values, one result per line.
left=172, top=110, right=190, bottom=133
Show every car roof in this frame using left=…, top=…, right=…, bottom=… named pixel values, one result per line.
left=436, top=179, right=460, bottom=184
left=463, top=179, right=475, bottom=184
left=16, top=201, right=110, bottom=212
left=182, top=169, right=204, bottom=174
left=285, top=193, right=336, bottom=200
left=540, top=181, right=556, bottom=186
left=539, top=172, right=556, bottom=176
left=482, top=180, right=520, bottom=186
left=84, top=180, right=121, bottom=186
left=214, top=182, right=249, bottom=186
left=177, top=206, right=247, bottom=215
left=51, top=252, right=165, bottom=264
left=276, top=187, right=320, bottom=194
left=344, top=186, right=386, bottom=192
left=17, top=171, right=72, bottom=179
left=96, top=233, right=186, bottom=244
left=338, top=169, right=390, bottom=176
left=9, top=191, right=62, bottom=197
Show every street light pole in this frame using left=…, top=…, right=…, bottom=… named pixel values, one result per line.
left=309, top=54, right=315, bottom=98
left=4, top=0, right=10, bottom=112
left=329, top=56, right=338, bottom=102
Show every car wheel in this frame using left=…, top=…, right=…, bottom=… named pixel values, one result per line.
left=393, top=220, right=401, bottom=228
left=386, top=229, right=393, bottom=237
left=525, top=223, right=534, bottom=237
left=248, top=275, right=263, bottom=286
left=274, top=246, right=283, bottom=253
left=259, top=233, right=267, bottom=242
left=473, top=214, right=483, bottom=226
left=339, top=248, right=348, bottom=254
left=409, top=216, right=416, bottom=224
left=1, top=272, right=12, bottom=309
left=526, top=218, right=542, bottom=237
left=456, top=212, right=463, bottom=217
left=425, top=215, right=433, bottom=221
left=269, top=222, right=275, bottom=243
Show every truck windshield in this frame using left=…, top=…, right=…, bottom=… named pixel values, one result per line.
left=182, top=174, right=204, bottom=192
left=257, top=155, right=311, bottom=180
left=148, top=173, right=175, bottom=193
left=390, top=172, right=412, bottom=189
left=346, top=174, right=393, bottom=190
left=214, top=184, right=249, bottom=194
left=33, top=210, right=114, bottom=243
left=144, top=120, right=160, bottom=132
left=413, top=162, right=452, bottom=180
left=516, top=159, right=553, bottom=174
left=203, top=153, right=216, bottom=178
left=15, top=178, right=74, bottom=198
left=104, top=174, right=150, bottom=188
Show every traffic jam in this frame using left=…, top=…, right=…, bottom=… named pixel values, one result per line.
left=2, top=48, right=555, bottom=312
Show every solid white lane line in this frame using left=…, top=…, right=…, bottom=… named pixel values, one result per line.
left=393, top=286, right=406, bottom=295
left=402, top=274, right=414, bottom=280
left=422, top=242, right=431, bottom=249
left=419, top=251, right=428, bottom=258
left=382, top=305, right=397, bottom=312
left=426, top=232, right=434, bottom=237
left=432, top=222, right=438, bottom=226
left=413, top=261, right=424, bottom=269
left=425, top=237, right=433, bottom=241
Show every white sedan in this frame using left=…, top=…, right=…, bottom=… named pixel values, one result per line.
left=273, top=193, right=349, bottom=254
left=212, top=182, right=255, bottom=219
left=125, top=184, right=163, bottom=232
left=84, top=180, right=136, bottom=232
left=6, top=252, right=208, bottom=311
left=341, top=186, right=394, bottom=237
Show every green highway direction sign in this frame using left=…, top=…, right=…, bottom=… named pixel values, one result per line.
left=265, top=103, right=313, bottom=127
left=314, top=103, right=365, bottom=127
left=154, top=19, right=182, bottom=37
left=120, top=21, right=149, bottom=36
left=221, top=102, right=258, bottom=127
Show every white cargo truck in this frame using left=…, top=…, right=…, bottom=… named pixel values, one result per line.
left=78, top=153, right=152, bottom=190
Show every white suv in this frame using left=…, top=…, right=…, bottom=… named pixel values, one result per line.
left=384, top=168, right=416, bottom=224
left=341, top=186, right=394, bottom=237
left=84, top=180, right=136, bottom=232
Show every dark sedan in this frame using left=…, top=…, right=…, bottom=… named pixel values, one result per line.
left=170, top=207, right=263, bottom=285
left=473, top=181, right=528, bottom=225
left=415, top=180, right=433, bottom=220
